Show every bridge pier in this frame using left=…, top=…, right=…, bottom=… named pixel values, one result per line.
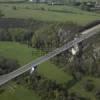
left=30, top=66, right=37, bottom=74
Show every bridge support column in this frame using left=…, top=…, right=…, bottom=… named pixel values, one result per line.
left=30, top=66, right=37, bottom=74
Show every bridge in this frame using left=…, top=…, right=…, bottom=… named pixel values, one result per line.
left=0, top=24, right=100, bottom=86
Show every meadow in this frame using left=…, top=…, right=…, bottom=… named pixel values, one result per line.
left=0, top=3, right=100, bottom=25
left=0, top=83, right=41, bottom=100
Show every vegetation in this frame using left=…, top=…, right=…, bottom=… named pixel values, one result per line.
left=0, top=10, right=4, bottom=17
left=0, top=3, right=100, bottom=24
left=0, top=1, right=100, bottom=100
left=0, top=19, right=99, bottom=100
left=0, top=56, right=20, bottom=75
left=0, top=41, right=72, bottom=100
left=0, top=83, right=41, bottom=100
left=32, top=22, right=81, bottom=50
left=0, top=42, right=40, bottom=65
left=0, top=41, right=72, bottom=83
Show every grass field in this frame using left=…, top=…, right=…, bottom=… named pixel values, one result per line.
left=0, top=3, right=100, bottom=25
left=0, top=42, right=41, bottom=65
left=0, top=0, right=97, bottom=2
left=0, top=41, right=46, bottom=65
left=0, top=0, right=23, bottom=1
left=0, top=83, right=41, bottom=100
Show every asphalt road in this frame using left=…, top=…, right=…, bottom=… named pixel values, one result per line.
left=0, top=24, right=100, bottom=86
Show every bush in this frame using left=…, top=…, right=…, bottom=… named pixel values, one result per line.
left=12, top=6, right=17, bottom=10
left=0, top=29, right=12, bottom=41
left=0, top=10, right=4, bottom=18
left=0, top=56, right=20, bottom=75
left=40, top=7, right=45, bottom=11
left=95, top=90, right=100, bottom=100
left=83, top=80, right=95, bottom=92
left=0, top=88, right=5, bottom=94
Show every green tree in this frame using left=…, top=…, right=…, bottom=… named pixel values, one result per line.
left=0, top=56, right=20, bottom=75
left=83, top=80, right=95, bottom=92
left=0, top=10, right=4, bottom=18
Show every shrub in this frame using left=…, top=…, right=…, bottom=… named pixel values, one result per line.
left=95, top=90, right=100, bottom=100
left=12, top=6, right=17, bottom=10
left=0, top=10, right=4, bottom=18
left=83, top=80, right=95, bottom=92
left=0, top=56, right=20, bottom=75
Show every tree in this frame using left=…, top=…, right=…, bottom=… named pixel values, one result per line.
left=12, top=6, right=17, bottom=10
left=0, top=56, right=20, bottom=75
left=0, top=10, right=4, bottom=18
left=83, top=80, right=95, bottom=92
left=0, top=29, right=12, bottom=41
left=95, top=90, right=100, bottom=100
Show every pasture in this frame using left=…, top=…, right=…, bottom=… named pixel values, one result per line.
left=0, top=83, right=41, bottom=100
left=0, top=3, right=100, bottom=25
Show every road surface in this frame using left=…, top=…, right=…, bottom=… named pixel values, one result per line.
left=0, top=24, right=100, bottom=86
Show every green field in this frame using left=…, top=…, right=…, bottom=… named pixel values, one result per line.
left=0, top=0, right=23, bottom=1
left=0, top=0, right=97, bottom=2
left=0, top=42, right=41, bottom=65
left=0, top=3, right=100, bottom=25
left=0, top=83, right=41, bottom=100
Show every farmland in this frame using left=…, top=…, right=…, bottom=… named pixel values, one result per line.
left=0, top=3, right=100, bottom=25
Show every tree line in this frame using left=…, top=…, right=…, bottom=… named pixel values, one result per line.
left=0, top=56, right=20, bottom=75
